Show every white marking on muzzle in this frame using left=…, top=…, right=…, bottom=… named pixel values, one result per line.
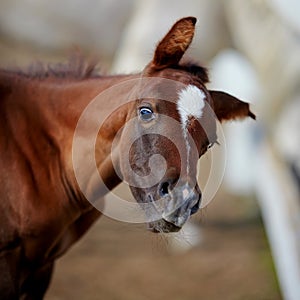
left=177, top=85, right=206, bottom=172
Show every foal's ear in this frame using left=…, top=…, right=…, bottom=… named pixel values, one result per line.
left=209, top=90, right=256, bottom=122
left=152, top=17, right=197, bottom=69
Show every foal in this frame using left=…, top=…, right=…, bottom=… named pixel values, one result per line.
left=0, top=17, right=254, bottom=299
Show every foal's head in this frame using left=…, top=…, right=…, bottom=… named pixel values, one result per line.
left=118, top=17, right=255, bottom=233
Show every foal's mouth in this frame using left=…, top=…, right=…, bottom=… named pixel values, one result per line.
left=131, top=180, right=201, bottom=233
left=146, top=190, right=201, bottom=233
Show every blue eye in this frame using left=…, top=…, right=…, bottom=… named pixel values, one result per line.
left=139, top=107, right=154, bottom=121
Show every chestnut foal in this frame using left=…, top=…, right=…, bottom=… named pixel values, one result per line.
left=0, top=17, right=254, bottom=299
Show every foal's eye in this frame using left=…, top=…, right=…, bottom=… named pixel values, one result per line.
left=207, top=142, right=215, bottom=149
left=207, top=140, right=219, bottom=150
left=139, top=107, right=154, bottom=121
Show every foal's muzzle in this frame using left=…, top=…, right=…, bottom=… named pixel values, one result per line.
left=158, top=181, right=201, bottom=229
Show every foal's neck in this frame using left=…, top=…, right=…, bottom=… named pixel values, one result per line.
left=48, top=76, right=136, bottom=205
left=11, top=74, right=135, bottom=209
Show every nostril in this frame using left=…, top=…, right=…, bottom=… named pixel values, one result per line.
left=159, top=181, right=170, bottom=197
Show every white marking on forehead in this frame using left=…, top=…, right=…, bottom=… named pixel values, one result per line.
left=177, top=84, right=206, bottom=128
left=177, top=85, right=206, bottom=174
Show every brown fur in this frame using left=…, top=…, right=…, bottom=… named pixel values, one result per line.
left=152, top=17, right=196, bottom=68
left=209, top=91, right=256, bottom=121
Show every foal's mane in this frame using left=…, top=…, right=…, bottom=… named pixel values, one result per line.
left=176, top=60, right=209, bottom=84
left=0, top=52, right=209, bottom=87
left=0, top=53, right=101, bottom=81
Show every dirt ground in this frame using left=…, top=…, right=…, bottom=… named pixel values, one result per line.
left=45, top=193, right=281, bottom=300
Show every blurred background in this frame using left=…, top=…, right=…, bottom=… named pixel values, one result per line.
left=1, top=0, right=299, bottom=299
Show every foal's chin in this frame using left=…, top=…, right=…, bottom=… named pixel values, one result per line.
left=129, top=183, right=201, bottom=233
left=147, top=219, right=182, bottom=233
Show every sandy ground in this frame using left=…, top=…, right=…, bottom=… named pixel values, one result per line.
left=45, top=194, right=281, bottom=300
